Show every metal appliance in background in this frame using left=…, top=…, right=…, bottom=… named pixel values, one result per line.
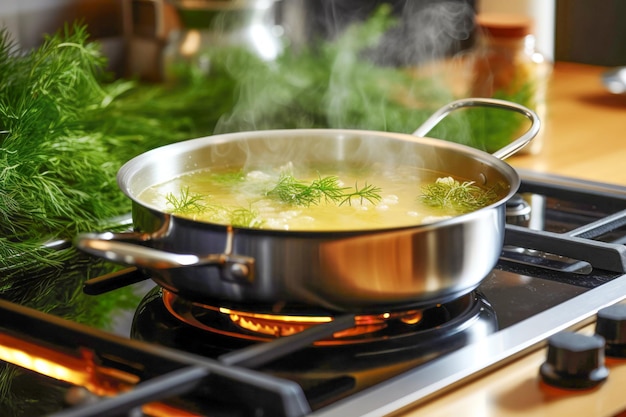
left=0, top=169, right=625, bottom=416
left=123, top=0, right=476, bottom=81
left=603, top=66, right=626, bottom=94
left=124, top=0, right=285, bottom=81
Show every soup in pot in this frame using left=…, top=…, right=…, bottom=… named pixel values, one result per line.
left=137, top=162, right=503, bottom=231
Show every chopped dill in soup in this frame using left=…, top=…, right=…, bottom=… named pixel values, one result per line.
left=137, top=163, right=500, bottom=231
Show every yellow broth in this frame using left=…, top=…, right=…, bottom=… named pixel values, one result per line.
left=137, top=164, right=500, bottom=231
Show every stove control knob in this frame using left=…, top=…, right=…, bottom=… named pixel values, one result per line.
left=540, top=331, right=608, bottom=389
left=596, top=303, right=626, bottom=358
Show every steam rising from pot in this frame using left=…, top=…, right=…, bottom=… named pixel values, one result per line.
left=210, top=0, right=475, bottom=135
left=364, top=1, right=475, bottom=67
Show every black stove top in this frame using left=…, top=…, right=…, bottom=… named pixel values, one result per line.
left=0, top=169, right=624, bottom=417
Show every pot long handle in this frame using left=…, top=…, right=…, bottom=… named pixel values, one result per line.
left=412, top=97, right=541, bottom=160
left=74, top=232, right=255, bottom=282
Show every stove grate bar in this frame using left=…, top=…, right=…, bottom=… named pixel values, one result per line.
left=0, top=300, right=313, bottom=417
left=50, top=366, right=209, bottom=417
left=517, top=169, right=626, bottom=207
left=568, top=209, right=626, bottom=240
left=505, top=224, right=626, bottom=273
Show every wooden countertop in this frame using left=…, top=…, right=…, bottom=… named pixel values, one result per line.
left=399, top=324, right=626, bottom=417
left=508, top=62, right=626, bottom=186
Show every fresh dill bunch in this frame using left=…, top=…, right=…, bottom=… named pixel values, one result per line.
left=419, top=177, right=498, bottom=213
left=0, top=24, right=109, bottom=145
left=267, top=173, right=381, bottom=207
left=0, top=23, right=131, bottom=247
left=0, top=30, right=150, bottom=411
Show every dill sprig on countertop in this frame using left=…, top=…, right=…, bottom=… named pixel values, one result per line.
left=0, top=23, right=209, bottom=300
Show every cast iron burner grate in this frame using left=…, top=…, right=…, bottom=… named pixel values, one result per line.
left=0, top=290, right=496, bottom=416
left=503, top=171, right=626, bottom=273
left=130, top=286, right=497, bottom=410
left=0, top=299, right=355, bottom=417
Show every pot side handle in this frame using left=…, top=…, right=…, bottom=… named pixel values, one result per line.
left=412, top=97, right=541, bottom=160
left=74, top=232, right=255, bottom=283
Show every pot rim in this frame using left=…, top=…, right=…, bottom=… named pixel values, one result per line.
left=118, top=128, right=520, bottom=235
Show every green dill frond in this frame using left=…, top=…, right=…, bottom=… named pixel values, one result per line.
left=208, top=170, right=246, bottom=185
left=267, top=174, right=321, bottom=206
left=419, top=177, right=497, bottom=213
left=310, top=176, right=346, bottom=203
left=165, top=187, right=206, bottom=214
left=229, top=207, right=263, bottom=228
left=339, top=182, right=383, bottom=206
left=0, top=22, right=127, bottom=245
left=165, top=187, right=261, bottom=228
left=267, top=173, right=381, bottom=207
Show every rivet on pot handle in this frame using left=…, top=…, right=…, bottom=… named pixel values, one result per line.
left=74, top=232, right=256, bottom=284
left=412, top=97, right=541, bottom=160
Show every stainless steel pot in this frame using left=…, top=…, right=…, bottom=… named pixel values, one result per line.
left=76, top=98, right=539, bottom=312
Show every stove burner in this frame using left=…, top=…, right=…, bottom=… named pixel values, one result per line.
left=162, top=289, right=431, bottom=345
left=131, top=287, right=498, bottom=410
left=130, top=287, right=497, bottom=408
left=506, top=194, right=532, bottom=225
left=132, top=287, right=498, bottom=355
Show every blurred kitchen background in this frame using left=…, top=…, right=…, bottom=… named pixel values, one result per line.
left=1, top=0, right=625, bottom=81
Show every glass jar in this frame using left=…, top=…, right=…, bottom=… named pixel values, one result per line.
left=470, top=13, right=551, bottom=154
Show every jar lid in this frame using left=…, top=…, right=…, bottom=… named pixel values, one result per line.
left=475, top=13, right=532, bottom=38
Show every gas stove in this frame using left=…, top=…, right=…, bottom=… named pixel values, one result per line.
left=0, top=169, right=625, bottom=417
